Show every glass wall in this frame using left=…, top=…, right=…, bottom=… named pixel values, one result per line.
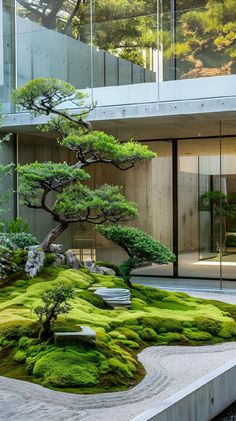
left=178, top=137, right=236, bottom=279
left=94, top=140, right=173, bottom=276
left=0, top=0, right=15, bottom=113
left=16, top=0, right=157, bottom=89
left=0, top=0, right=233, bottom=110
left=161, top=0, right=236, bottom=81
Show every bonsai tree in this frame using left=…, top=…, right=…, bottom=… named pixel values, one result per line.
left=13, top=78, right=156, bottom=251
left=34, top=284, right=75, bottom=341
left=97, top=225, right=175, bottom=287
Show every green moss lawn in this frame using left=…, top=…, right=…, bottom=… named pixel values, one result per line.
left=1, top=267, right=236, bottom=393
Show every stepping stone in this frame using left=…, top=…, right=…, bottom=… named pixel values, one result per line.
left=95, top=288, right=131, bottom=308
left=54, top=326, right=96, bottom=345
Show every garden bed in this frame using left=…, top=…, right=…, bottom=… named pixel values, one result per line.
left=0, top=267, right=236, bottom=393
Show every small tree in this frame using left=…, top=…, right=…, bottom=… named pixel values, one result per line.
left=12, top=78, right=156, bottom=251
left=34, top=284, right=75, bottom=341
left=97, top=225, right=175, bottom=287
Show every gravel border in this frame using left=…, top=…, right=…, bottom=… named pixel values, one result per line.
left=1, top=342, right=236, bottom=421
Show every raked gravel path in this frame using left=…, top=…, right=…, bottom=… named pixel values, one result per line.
left=1, top=342, right=236, bottom=421
left=1, top=290, right=236, bottom=421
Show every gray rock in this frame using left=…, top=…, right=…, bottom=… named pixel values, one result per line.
left=25, top=248, right=46, bottom=278
left=65, top=250, right=82, bottom=269
left=95, top=288, right=131, bottom=308
left=99, top=266, right=115, bottom=276
left=84, top=258, right=94, bottom=267
left=84, top=260, right=115, bottom=276
left=52, top=253, right=65, bottom=267
left=54, top=326, right=96, bottom=345
left=49, top=244, right=63, bottom=253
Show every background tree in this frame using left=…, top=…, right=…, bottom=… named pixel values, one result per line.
left=13, top=78, right=156, bottom=251
left=163, top=0, right=236, bottom=78
left=34, top=284, right=74, bottom=341
left=97, top=225, right=175, bottom=287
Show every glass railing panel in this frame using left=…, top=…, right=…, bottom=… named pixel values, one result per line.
left=92, top=0, right=157, bottom=87
left=16, top=0, right=92, bottom=90
left=0, top=0, right=15, bottom=113
left=161, top=1, right=236, bottom=82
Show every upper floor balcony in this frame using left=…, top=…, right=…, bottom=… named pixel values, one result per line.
left=1, top=0, right=236, bottom=121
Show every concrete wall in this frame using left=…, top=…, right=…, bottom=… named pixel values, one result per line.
left=132, top=359, right=236, bottom=421
left=16, top=16, right=155, bottom=91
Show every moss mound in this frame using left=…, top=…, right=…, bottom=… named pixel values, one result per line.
left=0, top=267, right=236, bottom=393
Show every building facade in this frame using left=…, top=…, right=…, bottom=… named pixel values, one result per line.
left=1, top=0, right=236, bottom=281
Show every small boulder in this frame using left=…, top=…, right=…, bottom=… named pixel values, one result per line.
left=49, top=244, right=63, bottom=253
left=65, top=250, right=82, bottom=269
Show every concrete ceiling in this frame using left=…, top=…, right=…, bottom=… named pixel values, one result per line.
left=92, top=112, right=236, bottom=140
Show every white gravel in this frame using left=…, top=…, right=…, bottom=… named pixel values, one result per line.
left=1, top=342, right=236, bottom=421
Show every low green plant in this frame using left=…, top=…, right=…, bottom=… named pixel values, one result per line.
left=14, top=350, right=27, bottom=363
left=97, top=225, right=175, bottom=287
left=184, top=330, right=212, bottom=341
left=193, top=317, right=221, bottom=335
left=140, top=327, right=158, bottom=342
left=7, top=217, right=30, bottom=234
left=34, top=284, right=75, bottom=341
left=33, top=348, right=102, bottom=387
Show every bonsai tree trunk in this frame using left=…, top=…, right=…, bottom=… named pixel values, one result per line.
left=39, top=319, right=54, bottom=342
left=119, top=258, right=137, bottom=288
left=40, top=222, right=69, bottom=251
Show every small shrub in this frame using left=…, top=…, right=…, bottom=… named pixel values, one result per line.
left=14, top=350, right=27, bottom=363
left=158, top=319, right=183, bottom=333
left=9, top=232, right=38, bottom=249
left=217, top=322, right=236, bottom=338
left=108, top=357, right=135, bottom=378
left=161, top=332, right=189, bottom=343
left=18, top=336, right=33, bottom=349
left=193, top=317, right=221, bottom=335
left=0, top=321, right=39, bottom=340
left=116, top=327, right=141, bottom=341
left=7, top=217, right=30, bottom=234
left=109, top=331, right=126, bottom=339
left=184, top=330, right=213, bottom=341
left=140, top=328, right=158, bottom=342
left=131, top=298, right=147, bottom=310
left=33, top=348, right=102, bottom=387
left=45, top=253, right=56, bottom=264
left=96, top=332, right=111, bottom=344
left=15, top=280, right=27, bottom=287
left=182, top=321, right=193, bottom=328
left=118, top=339, right=140, bottom=349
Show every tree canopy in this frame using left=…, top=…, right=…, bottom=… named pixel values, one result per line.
left=97, top=225, right=175, bottom=286
left=13, top=78, right=156, bottom=250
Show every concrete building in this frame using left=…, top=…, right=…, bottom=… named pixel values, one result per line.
left=1, top=0, right=236, bottom=281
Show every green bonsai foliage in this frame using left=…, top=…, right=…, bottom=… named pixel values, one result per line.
left=97, top=225, right=175, bottom=287
left=34, top=284, right=75, bottom=341
left=12, top=78, right=155, bottom=251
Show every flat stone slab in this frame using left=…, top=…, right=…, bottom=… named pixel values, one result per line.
left=95, top=288, right=131, bottom=307
left=54, top=326, right=96, bottom=343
